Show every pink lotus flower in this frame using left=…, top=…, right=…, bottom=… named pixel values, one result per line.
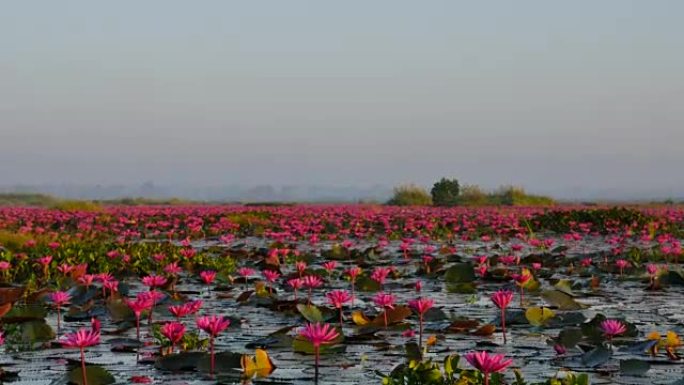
left=345, top=266, right=362, bottom=306
left=127, top=297, right=153, bottom=340
left=142, top=274, right=167, bottom=289
left=371, top=267, right=391, bottom=287
left=49, top=291, right=71, bottom=334
left=37, top=255, right=53, bottom=266
left=196, top=315, right=230, bottom=375
left=295, top=261, right=308, bottom=277
left=615, top=259, right=629, bottom=276
left=600, top=319, right=627, bottom=340
left=237, top=267, right=255, bottom=288
left=302, top=275, right=323, bottom=305
left=298, top=322, right=340, bottom=380
left=373, top=292, right=396, bottom=328
left=322, top=261, right=337, bottom=275
left=408, top=297, right=434, bottom=348
left=160, top=322, right=186, bottom=351
left=326, top=290, right=352, bottom=328
left=199, top=270, right=216, bottom=285
left=164, top=262, right=182, bottom=275
left=287, top=278, right=304, bottom=301
left=491, top=290, right=514, bottom=344
left=61, top=328, right=101, bottom=385
left=0, top=261, right=10, bottom=271
left=464, top=351, right=513, bottom=385
left=262, top=270, right=280, bottom=294
left=261, top=269, right=279, bottom=281
left=78, top=274, right=96, bottom=287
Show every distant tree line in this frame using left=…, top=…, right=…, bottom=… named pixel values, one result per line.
left=387, top=178, right=556, bottom=206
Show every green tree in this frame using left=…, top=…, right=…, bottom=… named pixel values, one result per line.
left=387, top=184, right=433, bottom=206
left=431, top=178, right=460, bottom=206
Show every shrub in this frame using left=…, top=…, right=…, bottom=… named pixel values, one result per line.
left=431, top=178, right=460, bottom=206
left=387, top=184, right=433, bottom=206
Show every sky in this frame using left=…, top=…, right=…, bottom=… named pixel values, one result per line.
left=1, top=1, right=683, bottom=200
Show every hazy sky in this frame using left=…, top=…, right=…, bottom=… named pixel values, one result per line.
left=1, top=1, right=683, bottom=198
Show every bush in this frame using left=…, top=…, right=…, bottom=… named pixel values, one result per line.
left=387, top=184, right=433, bottom=206
left=458, top=185, right=489, bottom=206
left=431, top=178, right=460, bottom=206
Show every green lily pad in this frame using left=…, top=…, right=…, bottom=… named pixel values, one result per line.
left=581, top=345, right=612, bottom=367
left=541, top=290, right=588, bottom=310
left=620, top=359, right=650, bottom=375
left=67, top=365, right=115, bottom=385
left=444, top=263, right=476, bottom=283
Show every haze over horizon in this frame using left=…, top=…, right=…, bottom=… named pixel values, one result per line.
left=2, top=1, right=683, bottom=201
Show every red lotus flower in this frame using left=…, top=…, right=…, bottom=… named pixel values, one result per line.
left=61, top=328, right=101, bottom=385
left=371, top=267, right=391, bottom=286
left=408, top=297, right=434, bottom=348
left=373, top=292, right=396, bottom=328
left=600, top=319, right=627, bottom=340
left=199, top=270, right=216, bottom=285
left=49, top=290, right=71, bottom=334
left=197, top=315, right=230, bottom=337
left=464, top=351, right=513, bottom=385
left=161, top=321, right=186, bottom=351
left=127, top=297, right=153, bottom=340
left=142, top=274, right=167, bottom=289
left=491, top=289, right=514, bottom=344
left=287, top=278, right=303, bottom=301
left=196, top=315, right=230, bottom=375
left=322, top=261, right=337, bottom=275
left=298, top=322, right=340, bottom=381
left=326, top=289, right=352, bottom=328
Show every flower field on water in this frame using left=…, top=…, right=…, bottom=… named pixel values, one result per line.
left=0, top=205, right=682, bottom=385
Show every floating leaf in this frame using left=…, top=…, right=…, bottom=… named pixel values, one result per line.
left=448, top=319, right=479, bottom=333
left=293, top=327, right=344, bottom=354
left=21, top=320, right=55, bottom=343
left=541, top=290, right=587, bottom=310
left=241, top=349, right=276, bottom=378
left=154, top=352, right=206, bottom=371
left=369, top=305, right=412, bottom=327
left=554, top=279, right=575, bottom=296
left=296, top=304, right=324, bottom=322
left=557, top=327, right=583, bottom=348
left=2, top=304, right=47, bottom=323
left=444, top=263, right=476, bottom=283
left=197, top=352, right=243, bottom=373
left=355, top=275, right=381, bottom=292
left=351, top=310, right=371, bottom=326
left=620, top=359, right=650, bottom=375
left=525, top=307, right=556, bottom=327
left=67, top=365, right=115, bottom=385
left=581, top=345, right=612, bottom=367
left=405, top=342, right=421, bottom=361
left=472, top=324, right=496, bottom=336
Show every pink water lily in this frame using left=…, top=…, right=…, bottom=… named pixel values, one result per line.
left=408, top=297, right=434, bottom=349
left=491, top=289, right=514, bottom=344
left=326, top=289, right=352, bottom=328
left=464, top=351, right=513, bottom=385
left=61, top=328, right=100, bottom=385
left=298, top=322, right=339, bottom=381
left=197, top=315, right=230, bottom=375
